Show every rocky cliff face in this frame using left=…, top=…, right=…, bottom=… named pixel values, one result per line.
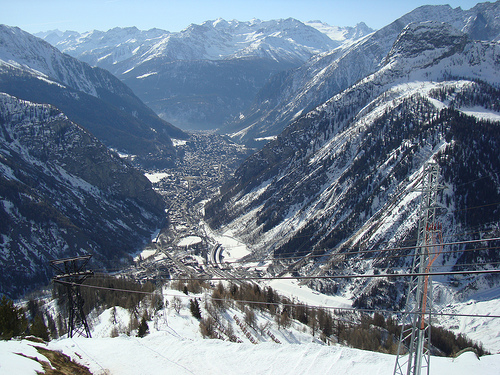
left=0, top=93, right=165, bottom=298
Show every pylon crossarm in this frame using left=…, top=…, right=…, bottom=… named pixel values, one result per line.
left=50, top=255, right=93, bottom=338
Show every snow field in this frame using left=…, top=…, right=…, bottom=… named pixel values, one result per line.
left=3, top=334, right=500, bottom=375
left=3, top=283, right=500, bottom=374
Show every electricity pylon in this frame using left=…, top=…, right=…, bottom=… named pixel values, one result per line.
left=394, top=162, right=445, bottom=375
left=50, top=255, right=94, bottom=338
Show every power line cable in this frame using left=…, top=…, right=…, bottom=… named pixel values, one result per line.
left=164, top=268, right=500, bottom=282
left=55, top=279, right=500, bottom=320
left=202, top=233, right=500, bottom=265
left=61, top=268, right=500, bottom=286
left=88, top=242, right=500, bottom=281
left=213, top=242, right=500, bottom=268
left=175, top=237, right=500, bottom=270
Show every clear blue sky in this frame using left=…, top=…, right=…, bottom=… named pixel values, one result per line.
left=3, top=0, right=484, bottom=34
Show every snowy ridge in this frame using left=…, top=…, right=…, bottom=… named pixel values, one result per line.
left=224, top=1, right=500, bottom=145
left=40, top=18, right=343, bottom=73
left=1, top=283, right=500, bottom=374
left=0, top=24, right=185, bottom=162
left=0, top=25, right=112, bottom=98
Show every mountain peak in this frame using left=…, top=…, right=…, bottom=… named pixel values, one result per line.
left=386, top=21, right=468, bottom=62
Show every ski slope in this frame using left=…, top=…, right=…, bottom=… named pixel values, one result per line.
left=2, top=333, right=499, bottom=375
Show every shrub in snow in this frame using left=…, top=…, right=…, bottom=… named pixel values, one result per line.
left=190, top=299, right=202, bottom=320
left=137, top=315, right=149, bottom=338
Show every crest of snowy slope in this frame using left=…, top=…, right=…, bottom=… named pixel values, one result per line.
left=0, top=93, right=165, bottom=298
left=0, top=25, right=116, bottom=97
left=223, top=1, right=500, bottom=145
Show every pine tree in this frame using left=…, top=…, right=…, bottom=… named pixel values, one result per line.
left=244, top=307, right=256, bottom=328
left=45, top=313, right=58, bottom=339
left=30, top=315, right=49, bottom=341
left=0, top=296, right=27, bottom=340
left=137, top=315, right=149, bottom=338
left=189, top=299, right=202, bottom=320
left=172, top=297, right=182, bottom=313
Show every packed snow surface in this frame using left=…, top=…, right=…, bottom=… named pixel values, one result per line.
left=2, top=335, right=499, bottom=375
left=134, top=249, right=156, bottom=261
left=2, top=285, right=500, bottom=374
left=177, top=236, right=202, bottom=247
left=459, top=106, right=500, bottom=122
left=144, top=172, right=170, bottom=183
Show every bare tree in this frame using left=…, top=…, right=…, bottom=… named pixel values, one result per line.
left=172, top=296, right=182, bottom=314
left=244, top=307, right=256, bottom=328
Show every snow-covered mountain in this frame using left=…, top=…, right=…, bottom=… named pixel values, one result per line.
left=40, top=18, right=346, bottom=74
left=224, top=1, right=500, bottom=146
left=205, top=19, right=500, bottom=308
left=0, top=93, right=166, bottom=298
left=305, top=21, right=374, bottom=44
left=38, top=19, right=372, bottom=130
left=0, top=25, right=186, bottom=167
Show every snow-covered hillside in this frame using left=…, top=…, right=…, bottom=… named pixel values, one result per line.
left=207, top=21, right=500, bottom=254
left=1, top=283, right=500, bottom=375
left=204, top=19, right=500, bottom=318
left=3, top=335, right=499, bottom=375
left=224, top=1, right=500, bottom=145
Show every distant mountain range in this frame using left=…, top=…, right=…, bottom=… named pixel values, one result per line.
left=36, top=19, right=374, bottom=130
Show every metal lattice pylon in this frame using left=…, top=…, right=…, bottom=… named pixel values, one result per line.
left=50, top=255, right=94, bottom=338
left=394, top=163, right=445, bottom=375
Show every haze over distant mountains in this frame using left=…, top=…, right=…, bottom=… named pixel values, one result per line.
left=36, top=19, right=374, bottom=132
